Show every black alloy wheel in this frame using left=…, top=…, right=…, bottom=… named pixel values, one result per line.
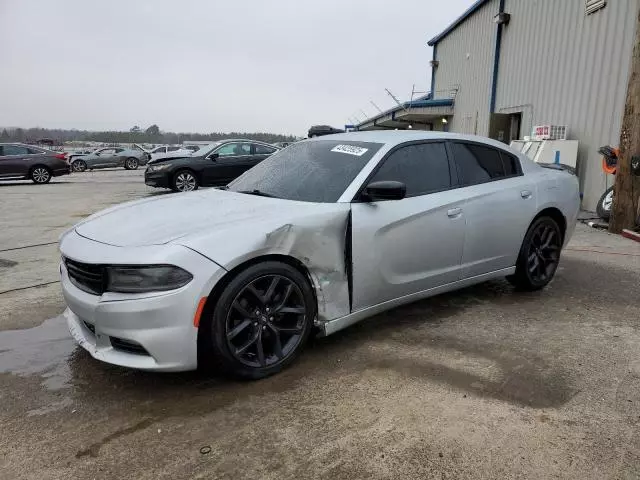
left=226, top=275, right=306, bottom=369
left=508, top=216, right=562, bottom=291
left=204, top=261, right=315, bottom=379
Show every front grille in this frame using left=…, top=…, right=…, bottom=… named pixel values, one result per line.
left=109, top=336, right=150, bottom=356
left=64, top=257, right=105, bottom=295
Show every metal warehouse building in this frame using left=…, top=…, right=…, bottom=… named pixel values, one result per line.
left=358, top=0, right=639, bottom=211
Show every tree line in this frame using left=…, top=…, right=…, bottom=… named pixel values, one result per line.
left=0, top=126, right=298, bottom=146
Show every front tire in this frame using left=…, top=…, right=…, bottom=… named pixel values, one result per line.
left=597, top=186, right=614, bottom=221
left=72, top=159, right=87, bottom=172
left=124, top=157, right=139, bottom=170
left=508, top=216, right=562, bottom=291
left=30, top=166, right=52, bottom=184
left=203, top=261, right=315, bottom=379
left=172, top=170, right=198, bottom=192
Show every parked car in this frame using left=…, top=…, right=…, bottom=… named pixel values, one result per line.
left=60, top=131, right=579, bottom=379
left=144, top=139, right=279, bottom=191
left=148, top=145, right=194, bottom=162
left=308, top=125, right=344, bottom=138
left=71, top=146, right=150, bottom=172
left=0, top=143, right=70, bottom=184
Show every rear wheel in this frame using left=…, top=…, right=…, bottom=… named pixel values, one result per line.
left=72, top=159, right=87, bottom=172
left=596, top=186, right=614, bottom=221
left=508, top=216, right=562, bottom=291
left=124, top=157, right=139, bottom=170
left=172, top=170, right=198, bottom=192
left=30, top=166, right=51, bottom=184
left=203, top=261, right=315, bottom=379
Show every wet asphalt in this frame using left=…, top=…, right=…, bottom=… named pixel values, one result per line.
left=1, top=170, right=640, bottom=479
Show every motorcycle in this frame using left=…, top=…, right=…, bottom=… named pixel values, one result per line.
left=597, top=145, right=640, bottom=221
left=596, top=145, right=619, bottom=221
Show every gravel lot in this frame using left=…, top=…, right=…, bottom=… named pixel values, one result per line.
left=1, top=170, right=640, bottom=479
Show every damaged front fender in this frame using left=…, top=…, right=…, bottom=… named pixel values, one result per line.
left=178, top=204, right=352, bottom=325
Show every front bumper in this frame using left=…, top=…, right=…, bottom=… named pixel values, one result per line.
left=144, top=170, right=170, bottom=188
left=60, top=229, right=226, bottom=371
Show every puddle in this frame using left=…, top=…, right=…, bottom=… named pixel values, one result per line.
left=0, top=315, right=76, bottom=391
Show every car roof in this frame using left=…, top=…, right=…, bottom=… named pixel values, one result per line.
left=307, top=130, right=514, bottom=151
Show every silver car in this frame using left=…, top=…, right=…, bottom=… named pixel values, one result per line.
left=70, top=146, right=150, bottom=172
left=59, top=131, right=579, bottom=378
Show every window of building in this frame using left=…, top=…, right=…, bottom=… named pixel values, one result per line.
left=585, top=0, right=606, bottom=15
left=369, top=142, right=451, bottom=197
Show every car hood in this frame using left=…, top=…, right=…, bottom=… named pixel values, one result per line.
left=74, top=189, right=349, bottom=248
left=147, top=155, right=192, bottom=165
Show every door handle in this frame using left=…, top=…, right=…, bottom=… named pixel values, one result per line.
left=447, top=207, right=462, bottom=218
left=521, top=190, right=532, bottom=199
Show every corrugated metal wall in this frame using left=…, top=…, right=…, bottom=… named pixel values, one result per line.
left=496, top=0, right=639, bottom=210
left=433, top=0, right=499, bottom=136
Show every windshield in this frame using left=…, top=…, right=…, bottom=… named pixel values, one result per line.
left=228, top=140, right=383, bottom=202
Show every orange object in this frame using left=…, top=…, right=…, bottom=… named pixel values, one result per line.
left=193, top=297, right=207, bottom=328
left=602, top=147, right=619, bottom=175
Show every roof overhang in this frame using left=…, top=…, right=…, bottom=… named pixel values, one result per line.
left=357, top=99, right=454, bottom=130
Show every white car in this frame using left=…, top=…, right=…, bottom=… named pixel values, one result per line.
left=148, top=145, right=193, bottom=162
left=59, top=131, right=579, bottom=379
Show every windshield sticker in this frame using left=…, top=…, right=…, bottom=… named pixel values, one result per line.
left=331, top=144, right=369, bottom=157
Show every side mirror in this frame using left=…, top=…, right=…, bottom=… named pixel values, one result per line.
left=208, top=153, right=219, bottom=161
left=361, top=180, right=406, bottom=202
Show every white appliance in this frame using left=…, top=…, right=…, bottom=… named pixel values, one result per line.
left=510, top=139, right=579, bottom=169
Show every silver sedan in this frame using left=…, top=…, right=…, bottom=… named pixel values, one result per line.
left=70, top=146, right=150, bottom=172
left=59, top=131, right=579, bottom=378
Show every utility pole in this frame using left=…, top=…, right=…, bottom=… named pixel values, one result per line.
left=610, top=7, right=640, bottom=233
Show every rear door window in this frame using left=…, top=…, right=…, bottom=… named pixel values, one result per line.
left=450, top=142, right=506, bottom=186
left=2, top=145, right=31, bottom=156
left=369, top=142, right=451, bottom=197
left=254, top=144, right=277, bottom=155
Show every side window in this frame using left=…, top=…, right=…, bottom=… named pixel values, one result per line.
left=27, top=147, right=44, bottom=154
left=167, top=146, right=180, bottom=152
left=254, top=144, right=277, bottom=155
left=100, top=148, right=116, bottom=155
left=115, top=148, right=125, bottom=153
left=369, top=142, right=451, bottom=197
left=152, top=147, right=166, bottom=154
left=450, top=143, right=505, bottom=186
left=501, top=152, right=521, bottom=176
left=2, top=145, right=31, bottom=156
left=216, top=143, right=251, bottom=157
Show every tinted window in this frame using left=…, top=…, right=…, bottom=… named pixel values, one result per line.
left=2, top=145, right=31, bottom=156
left=501, top=152, right=520, bottom=176
left=369, top=142, right=450, bottom=197
left=216, top=143, right=251, bottom=157
left=450, top=143, right=505, bottom=186
left=152, top=147, right=166, bottom=153
left=100, top=148, right=116, bottom=155
left=228, top=140, right=383, bottom=203
left=27, top=146, right=45, bottom=154
left=167, top=146, right=180, bottom=152
left=254, top=144, right=277, bottom=155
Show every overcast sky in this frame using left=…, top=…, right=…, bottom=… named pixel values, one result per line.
left=0, top=0, right=472, bottom=136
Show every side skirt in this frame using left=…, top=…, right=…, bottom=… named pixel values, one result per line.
left=320, top=267, right=516, bottom=336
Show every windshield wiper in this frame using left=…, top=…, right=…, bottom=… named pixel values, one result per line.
left=237, top=189, right=279, bottom=198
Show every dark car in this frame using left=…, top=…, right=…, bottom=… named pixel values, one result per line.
left=0, top=143, right=71, bottom=184
left=308, top=125, right=345, bottom=138
left=144, top=139, right=279, bottom=192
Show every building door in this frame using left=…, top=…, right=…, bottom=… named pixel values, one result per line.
left=509, top=113, right=522, bottom=142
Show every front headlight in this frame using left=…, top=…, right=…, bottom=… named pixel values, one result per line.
left=106, top=265, right=193, bottom=293
left=147, top=164, right=171, bottom=172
